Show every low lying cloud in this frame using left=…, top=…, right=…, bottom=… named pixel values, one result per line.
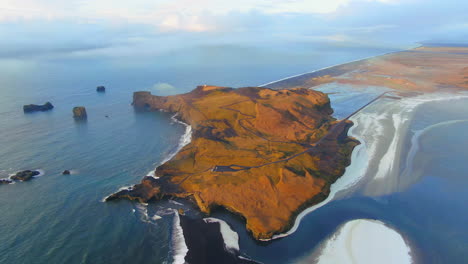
left=152, top=82, right=176, bottom=94
left=0, top=0, right=466, bottom=61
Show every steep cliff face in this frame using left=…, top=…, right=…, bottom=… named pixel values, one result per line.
left=109, top=85, right=359, bottom=240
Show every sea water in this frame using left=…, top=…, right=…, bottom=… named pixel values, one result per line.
left=0, top=44, right=394, bottom=263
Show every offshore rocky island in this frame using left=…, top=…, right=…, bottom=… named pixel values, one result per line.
left=106, top=85, right=359, bottom=240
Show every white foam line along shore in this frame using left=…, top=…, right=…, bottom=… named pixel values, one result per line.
left=204, top=218, right=240, bottom=253
left=172, top=210, right=189, bottom=264
left=148, top=113, right=192, bottom=178
left=258, top=50, right=403, bottom=87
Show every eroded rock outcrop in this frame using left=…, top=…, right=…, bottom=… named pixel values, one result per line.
left=23, top=102, right=54, bottom=113
left=10, top=170, right=40, bottom=181
left=109, top=85, right=359, bottom=239
left=73, top=107, right=87, bottom=119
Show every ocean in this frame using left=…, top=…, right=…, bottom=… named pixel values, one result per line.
left=2, top=43, right=466, bottom=264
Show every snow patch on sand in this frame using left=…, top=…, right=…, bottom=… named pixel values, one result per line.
left=303, top=219, right=412, bottom=264
left=204, top=217, right=240, bottom=253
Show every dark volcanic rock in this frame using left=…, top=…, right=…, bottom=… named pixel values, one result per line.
left=0, top=179, right=12, bottom=184
left=23, top=102, right=54, bottom=113
left=73, top=107, right=87, bottom=119
left=62, top=170, right=71, bottom=175
left=96, top=86, right=106, bottom=92
left=10, top=170, right=40, bottom=181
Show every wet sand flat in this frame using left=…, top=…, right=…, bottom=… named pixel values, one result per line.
left=266, top=46, right=468, bottom=92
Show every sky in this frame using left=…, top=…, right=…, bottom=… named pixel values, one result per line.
left=0, top=0, right=467, bottom=60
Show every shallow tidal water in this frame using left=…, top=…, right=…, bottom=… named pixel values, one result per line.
left=2, top=44, right=464, bottom=264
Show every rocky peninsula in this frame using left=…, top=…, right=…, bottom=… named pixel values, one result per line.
left=107, top=85, right=358, bottom=240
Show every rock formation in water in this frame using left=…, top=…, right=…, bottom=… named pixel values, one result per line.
left=96, top=86, right=106, bottom=92
left=0, top=179, right=12, bottom=184
left=10, top=170, right=40, bottom=181
left=107, top=85, right=359, bottom=240
left=62, top=170, right=71, bottom=175
left=23, top=102, right=54, bottom=113
left=73, top=107, right=87, bottom=119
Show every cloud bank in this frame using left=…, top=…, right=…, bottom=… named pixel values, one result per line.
left=0, top=0, right=466, bottom=60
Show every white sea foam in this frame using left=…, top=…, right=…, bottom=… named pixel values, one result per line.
left=146, top=170, right=159, bottom=179
left=153, top=113, right=192, bottom=177
left=151, top=214, right=162, bottom=221
left=8, top=169, right=45, bottom=180
left=33, top=169, right=45, bottom=177
left=133, top=203, right=163, bottom=224
left=204, top=217, right=240, bottom=253
left=172, top=210, right=189, bottom=264
left=101, top=185, right=133, bottom=202
left=169, top=200, right=184, bottom=206
left=296, top=219, right=413, bottom=264
left=157, top=207, right=178, bottom=216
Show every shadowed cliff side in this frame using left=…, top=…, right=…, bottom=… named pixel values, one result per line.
left=107, top=85, right=359, bottom=240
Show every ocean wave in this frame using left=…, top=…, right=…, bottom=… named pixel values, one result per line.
left=33, top=169, right=45, bottom=177
left=172, top=210, right=189, bottom=264
left=204, top=217, right=240, bottom=253
left=132, top=203, right=163, bottom=224
left=101, top=185, right=133, bottom=202
left=295, top=219, right=413, bottom=264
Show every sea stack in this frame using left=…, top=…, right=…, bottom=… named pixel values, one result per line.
left=23, top=102, right=54, bottom=113
left=10, top=170, right=40, bottom=181
left=96, top=86, right=106, bottom=92
left=73, top=107, right=87, bottom=120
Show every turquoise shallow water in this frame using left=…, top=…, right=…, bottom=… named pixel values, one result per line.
left=0, top=45, right=394, bottom=263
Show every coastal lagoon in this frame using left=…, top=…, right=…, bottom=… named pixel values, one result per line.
left=1, top=44, right=467, bottom=264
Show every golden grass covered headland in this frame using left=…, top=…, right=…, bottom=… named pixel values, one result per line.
left=107, top=85, right=358, bottom=239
